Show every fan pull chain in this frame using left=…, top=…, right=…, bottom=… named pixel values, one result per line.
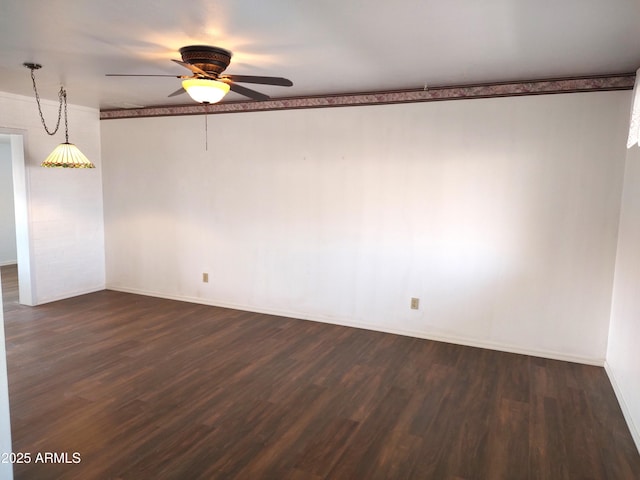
left=205, top=111, right=208, bottom=151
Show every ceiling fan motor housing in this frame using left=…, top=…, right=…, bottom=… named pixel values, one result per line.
left=179, top=45, right=232, bottom=75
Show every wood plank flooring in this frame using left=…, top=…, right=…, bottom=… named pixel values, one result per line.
left=2, top=264, right=640, bottom=479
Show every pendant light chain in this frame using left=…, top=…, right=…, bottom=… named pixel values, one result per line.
left=28, top=65, right=65, bottom=138
left=63, top=87, right=69, bottom=143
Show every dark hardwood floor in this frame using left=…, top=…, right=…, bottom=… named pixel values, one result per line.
left=1, top=264, right=639, bottom=479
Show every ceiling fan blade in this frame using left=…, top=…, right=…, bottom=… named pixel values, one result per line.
left=106, top=74, right=183, bottom=77
left=222, top=75, right=293, bottom=87
left=168, top=87, right=186, bottom=97
left=171, top=59, right=211, bottom=77
left=228, top=82, right=270, bottom=101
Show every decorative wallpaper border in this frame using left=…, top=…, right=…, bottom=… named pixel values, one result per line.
left=100, top=74, right=636, bottom=120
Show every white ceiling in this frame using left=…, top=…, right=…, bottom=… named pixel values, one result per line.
left=1, top=0, right=639, bottom=110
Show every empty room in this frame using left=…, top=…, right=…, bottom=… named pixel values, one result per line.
left=1, top=1, right=640, bottom=479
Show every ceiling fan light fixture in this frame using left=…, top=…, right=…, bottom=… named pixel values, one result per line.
left=41, top=142, right=94, bottom=168
left=182, top=78, right=230, bottom=104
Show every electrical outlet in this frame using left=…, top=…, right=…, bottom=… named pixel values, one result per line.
left=202, top=272, right=209, bottom=283
left=410, top=297, right=419, bottom=310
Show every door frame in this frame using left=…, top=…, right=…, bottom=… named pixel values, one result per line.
left=0, top=128, right=35, bottom=306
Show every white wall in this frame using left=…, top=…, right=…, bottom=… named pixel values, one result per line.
left=102, top=91, right=629, bottom=364
left=606, top=144, right=640, bottom=451
left=0, top=92, right=105, bottom=304
left=0, top=141, right=17, bottom=266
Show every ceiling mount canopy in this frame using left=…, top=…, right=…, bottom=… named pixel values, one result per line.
left=179, top=45, right=232, bottom=75
left=24, top=62, right=94, bottom=168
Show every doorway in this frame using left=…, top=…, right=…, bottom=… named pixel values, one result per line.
left=0, top=130, right=35, bottom=306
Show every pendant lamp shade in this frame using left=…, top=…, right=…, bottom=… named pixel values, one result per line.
left=182, top=78, right=230, bottom=104
left=41, top=142, right=95, bottom=168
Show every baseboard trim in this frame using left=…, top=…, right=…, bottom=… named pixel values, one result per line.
left=0, top=261, right=17, bottom=267
left=106, top=284, right=604, bottom=367
left=36, top=286, right=106, bottom=305
left=604, top=362, right=640, bottom=454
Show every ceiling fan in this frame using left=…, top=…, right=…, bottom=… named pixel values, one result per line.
left=106, top=45, right=293, bottom=103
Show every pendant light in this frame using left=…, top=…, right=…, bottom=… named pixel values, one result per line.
left=24, top=63, right=95, bottom=168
